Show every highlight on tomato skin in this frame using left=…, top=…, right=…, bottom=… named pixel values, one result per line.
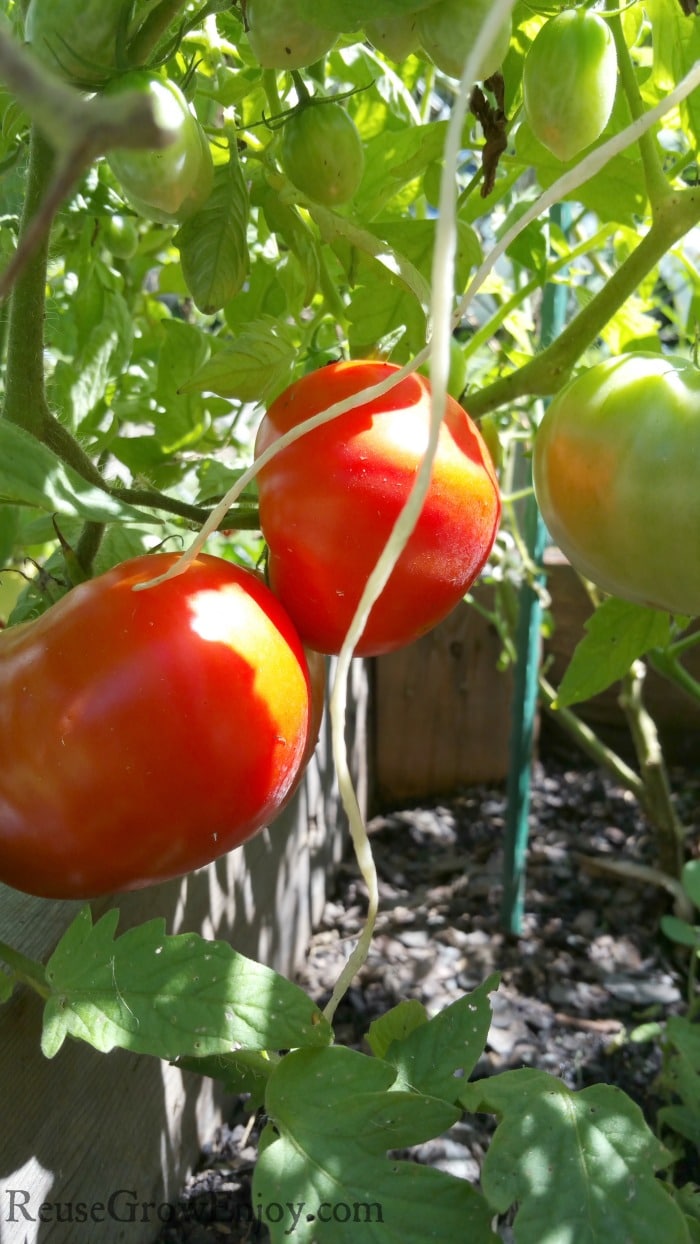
left=255, top=359, right=502, bottom=657
left=0, top=553, right=312, bottom=900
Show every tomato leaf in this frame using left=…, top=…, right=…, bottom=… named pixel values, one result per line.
left=366, top=998, right=428, bottom=1059
left=681, top=860, right=700, bottom=912
left=258, top=186, right=322, bottom=306
left=660, top=915, right=700, bottom=948
left=461, top=1069, right=688, bottom=1244
left=175, top=151, right=250, bottom=314
left=180, top=318, right=297, bottom=403
left=255, top=1045, right=498, bottom=1244
left=51, top=286, right=134, bottom=428
left=0, top=421, right=151, bottom=524
left=154, top=319, right=212, bottom=450
left=383, top=975, right=499, bottom=1104
left=176, top=1049, right=273, bottom=1110
left=554, top=597, right=672, bottom=708
left=41, top=908, right=332, bottom=1060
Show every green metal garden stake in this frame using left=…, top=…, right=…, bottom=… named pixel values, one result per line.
left=501, top=203, right=571, bottom=934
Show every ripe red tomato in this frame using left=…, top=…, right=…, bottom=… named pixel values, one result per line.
left=255, top=360, right=501, bottom=656
left=523, top=10, right=617, bottom=162
left=533, top=353, right=700, bottom=616
left=0, top=553, right=311, bottom=899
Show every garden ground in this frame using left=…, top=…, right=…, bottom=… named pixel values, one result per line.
left=155, top=753, right=699, bottom=1242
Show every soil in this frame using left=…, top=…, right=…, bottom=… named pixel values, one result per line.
left=154, top=757, right=700, bottom=1243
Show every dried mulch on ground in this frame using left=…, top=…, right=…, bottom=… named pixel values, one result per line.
left=155, top=757, right=699, bottom=1243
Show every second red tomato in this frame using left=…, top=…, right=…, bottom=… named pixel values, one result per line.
left=255, top=360, right=501, bottom=656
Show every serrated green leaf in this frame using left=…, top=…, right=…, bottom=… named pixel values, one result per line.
left=461, top=1069, right=689, bottom=1244
left=554, top=597, right=671, bottom=708
left=41, top=908, right=332, bottom=1060
left=385, top=975, right=498, bottom=1104
left=155, top=319, right=211, bottom=449
left=367, top=999, right=428, bottom=1059
left=259, top=187, right=321, bottom=306
left=180, top=319, right=297, bottom=402
left=52, top=287, right=134, bottom=427
left=255, top=1044, right=497, bottom=1244
left=175, top=153, right=250, bottom=314
left=0, top=421, right=150, bottom=524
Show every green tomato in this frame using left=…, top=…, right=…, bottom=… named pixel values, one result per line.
left=533, top=353, right=700, bottom=616
left=102, top=213, right=139, bottom=259
left=105, top=73, right=214, bottom=225
left=281, top=102, right=365, bottom=207
left=25, top=0, right=157, bottom=84
left=523, top=10, right=617, bottom=162
left=246, top=0, right=336, bottom=69
left=365, top=14, right=421, bottom=61
left=418, top=338, right=468, bottom=401
left=417, top=0, right=512, bottom=81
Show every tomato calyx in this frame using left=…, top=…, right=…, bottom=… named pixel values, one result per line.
left=262, top=71, right=365, bottom=132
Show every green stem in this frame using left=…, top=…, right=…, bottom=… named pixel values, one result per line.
left=539, top=672, right=647, bottom=803
left=0, top=939, right=50, bottom=999
left=648, top=649, right=700, bottom=707
left=126, top=0, right=191, bottom=65
left=605, top=5, right=671, bottom=214
left=467, top=189, right=700, bottom=415
left=75, top=522, right=106, bottom=575
left=1, top=126, right=54, bottom=436
left=618, top=662, right=686, bottom=878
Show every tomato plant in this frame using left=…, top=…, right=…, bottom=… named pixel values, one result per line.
left=533, top=353, right=700, bottom=617
left=523, top=10, right=618, bottom=162
left=280, top=101, right=365, bottom=206
left=104, top=72, right=214, bottom=224
left=255, top=360, right=501, bottom=657
left=0, top=553, right=312, bottom=899
left=417, top=0, right=512, bottom=81
left=245, top=0, right=336, bottom=69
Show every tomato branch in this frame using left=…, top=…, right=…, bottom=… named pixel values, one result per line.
left=605, top=5, right=672, bottom=216
left=0, top=939, right=50, bottom=1000
left=618, top=662, right=686, bottom=878
left=1, top=125, right=53, bottom=436
left=466, top=187, right=700, bottom=416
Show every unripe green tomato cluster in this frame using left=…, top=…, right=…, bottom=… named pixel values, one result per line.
left=366, top=0, right=511, bottom=79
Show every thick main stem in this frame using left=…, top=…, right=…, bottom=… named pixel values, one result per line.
left=619, top=663, right=686, bottom=879
left=1, top=126, right=54, bottom=435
